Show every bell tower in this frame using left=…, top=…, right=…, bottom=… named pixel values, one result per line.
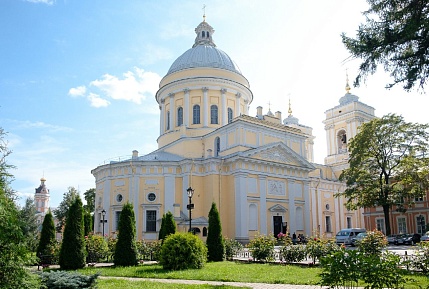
left=323, top=75, right=376, bottom=178
left=34, top=177, right=50, bottom=226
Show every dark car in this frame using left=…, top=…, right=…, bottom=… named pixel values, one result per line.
left=403, top=233, right=421, bottom=245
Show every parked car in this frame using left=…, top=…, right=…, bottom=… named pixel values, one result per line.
left=387, top=234, right=397, bottom=244
left=421, top=232, right=429, bottom=242
left=351, top=232, right=368, bottom=246
left=335, top=228, right=367, bottom=246
left=403, top=233, right=421, bottom=245
left=394, top=234, right=406, bottom=245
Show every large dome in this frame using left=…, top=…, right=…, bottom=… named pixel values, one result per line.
left=165, top=19, right=242, bottom=77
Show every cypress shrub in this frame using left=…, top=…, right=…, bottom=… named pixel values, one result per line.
left=114, top=202, right=138, bottom=266
left=59, top=196, right=86, bottom=270
left=206, top=202, right=225, bottom=261
left=159, top=232, right=207, bottom=270
left=83, top=211, right=93, bottom=237
left=37, top=210, right=56, bottom=258
left=159, top=211, right=176, bottom=242
left=158, top=214, right=166, bottom=241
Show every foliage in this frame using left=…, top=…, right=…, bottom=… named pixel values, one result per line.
left=280, top=244, right=306, bottom=264
left=19, top=197, right=39, bottom=252
left=106, top=237, right=117, bottom=262
left=158, top=211, right=176, bottom=242
left=159, top=232, right=207, bottom=270
left=319, top=249, right=408, bottom=289
left=83, top=188, right=96, bottom=213
left=206, top=202, right=225, bottom=261
left=356, top=230, right=388, bottom=255
left=339, top=114, right=429, bottom=235
left=0, top=128, right=40, bottom=289
left=39, top=271, right=99, bottom=289
left=85, top=233, right=108, bottom=264
left=224, top=237, right=243, bottom=261
left=247, top=233, right=276, bottom=262
left=341, top=0, right=429, bottom=91
left=114, top=202, right=138, bottom=266
left=276, top=232, right=292, bottom=246
left=37, top=210, right=56, bottom=258
left=84, top=211, right=93, bottom=237
left=54, top=186, right=79, bottom=232
left=306, top=237, right=340, bottom=265
left=136, top=240, right=162, bottom=261
left=146, top=240, right=162, bottom=261
left=409, top=242, right=429, bottom=273
left=59, top=196, right=86, bottom=270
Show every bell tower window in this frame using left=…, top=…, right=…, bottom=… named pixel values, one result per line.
left=210, top=105, right=218, bottom=124
left=177, top=107, right=183, bottom=126
left=202, top=31, right=205, bottom=37
left=166, top=111, right=170, bottom=130
left=193, top=105, right=200, bottom=124
left=337, top=129, right=347, bottom=153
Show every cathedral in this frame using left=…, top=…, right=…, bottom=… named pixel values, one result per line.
left=91, top=17, right=376, bottom=243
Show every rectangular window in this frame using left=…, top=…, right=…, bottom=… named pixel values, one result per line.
left=325, top=216, right=331, bottom=233
left=398, top=217, right=406, bottom=234
left=376, top=218, right=385, bottom=234
left=415, top=196, right=424, bottom=202
left=346, top=217, right=352, bottom=229
left=417, top=216, right=426, bottom=235
left=146, top=210, right=157, bottom=232
left=115, top=211, right=121, bottom=231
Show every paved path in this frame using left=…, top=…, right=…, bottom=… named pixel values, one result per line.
left=100, top=276, right=325, bottom=289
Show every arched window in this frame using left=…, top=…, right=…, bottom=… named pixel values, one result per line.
left=207, top=31, right=210, bottom=37
left=203, top=227, right=207, bottom=237
left=337, top=129, right=347, bottom=153
left=227, top=108, right=233, bottom=123
left=193, top=105, right=200, bottom=124
left=166, top=111, right=170, bottom=130
left=210, top=105, right=218, bottom=124
left=202, top=31, right=205, bottom=37
left=214, top=137, right=220, bottom=157
left=177, top=107, right=183, bottom=126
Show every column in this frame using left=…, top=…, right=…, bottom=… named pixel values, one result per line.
left=288, top=180, right=296, bottom=234
left=221, top=88, right=227, bottom=126
left=235, top=173, right=248, bottom=242
left=169, top=93, right=175, bottom=130
left=203, top=87, right=209, bottom=126
left=259, top=175, right=267, bottom=235
left=165, top=175, right=175, bottom=214
left=160, top=99, right=165, bottom=135
left=303, top=181, right=311, bottom=236
left=235, top=92, right=241, bottom=116
left=184, top=88, right=190, bottom=127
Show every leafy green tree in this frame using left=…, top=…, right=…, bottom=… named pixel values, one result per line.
left=53, top=186, right=79, bottom=232
left=19, top=197, right=39, bottom=251
left=84, top=211, right=93, bottom=236
left=114, top=202, right=138, bottom=266
left=339, top=114, right=429, bottom=236
left=206, top=202, right=225, bottom=261
left=36, top=210, right=56, bottom=258
left=83, top=188, right=95, bottom=213
left=342, top=0, right=429, bottom=91
left=59, top=196, right=86, bottom=269
left=0, top=128, right=40, bottom=289
left=159, top=211, right=176, bottom=241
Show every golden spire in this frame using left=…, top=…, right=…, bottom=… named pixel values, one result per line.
left=345, top=69, right=351, bottom=94
left=202, top=4, right=206, bottom=22
left=288, top=95, right=292, bottom=116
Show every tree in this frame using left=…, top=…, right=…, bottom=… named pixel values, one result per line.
left=59, top=196, right=86, bottom=270
left=0, top=128, right=39, bottom=289
left=84, top=211, right=93, bottom=236
left=341, top=0, right=429, bottom=91
left=339, top=114, right=429, bottom=236
left=114, top=202, right=138, bottom=266
left=19, top=197, right=39, bottom=252
left=36, top=210, right=56, bottom=258
left=158, top=211, right=176, bottom=242
left=83, top=188, right=95, bottom=213
left=53, top=186, right=78, bottom=232
left=206, top=202, right=225, bottom=261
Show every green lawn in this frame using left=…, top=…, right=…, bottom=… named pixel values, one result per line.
left=98, top=278, right=250, bottom=289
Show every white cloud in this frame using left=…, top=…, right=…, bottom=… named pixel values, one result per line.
left=10, top=120, right=72, bottom=133
left=68, top=85, right=86, bottom=97
left=87, top=93, right=110, bottom=108
left=90, top=67, right=161, bottom=104
left=25, top=0, right=55, bottom=5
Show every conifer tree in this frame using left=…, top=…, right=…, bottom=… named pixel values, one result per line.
left=158, top=213, right=166, bottom=241
left=114, top=202, right=138, bottom=266
left=59, top=196, right=86, bottom=269
left=159, top=211, right=176, bottom=241
left=36, top=210, right=56, bottom=258
left=206, top=202, right=225, bottom=261
left=83, top=211, right=93, bottom=236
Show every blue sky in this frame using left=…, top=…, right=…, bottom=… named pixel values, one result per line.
left=1, top=0, right=427, bottom=208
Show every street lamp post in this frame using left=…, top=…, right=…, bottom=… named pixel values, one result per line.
left=418, top=214, right=425, bottom=233
left=186, top=187, right=194, bottom=233
left=101, top=209, right=107, bottom=237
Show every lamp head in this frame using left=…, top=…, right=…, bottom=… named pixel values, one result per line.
left=187, top=187, right=194, bottom=198
left=102, top=209, right=106, bottom=216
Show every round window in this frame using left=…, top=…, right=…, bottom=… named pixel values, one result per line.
left=148, top=193, right=156, bottom=202
left=116, top=194, right=123, bottom=202
left=325, top=204, right=330, bottom=210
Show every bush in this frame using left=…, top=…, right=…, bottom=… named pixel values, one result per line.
left=106, top=237, right=116, bottom=262
left=39, top=271, right=99, bottom=289
left=305, top=236, right=339, bottom=264
left=247, top=233, right=276, bottom=262
left=280, top=244, right=306, bottom=263
left=85, top=233, right=108, bottom=264
left=114, top=202, right=138, bottom=266
left=159, top=232, right=207, bottom=270
left=206, top=202, right=225, bottom=261
left=356, top=230, right=387, bottom=256
left=158, top=211, right=176, bottom=242
left=408, top=242, right=429, bottom=273
left=224, top=238, right=243, bottom=260
left=146, top=240, right=162, bottom=261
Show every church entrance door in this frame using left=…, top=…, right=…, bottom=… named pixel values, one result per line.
left=273, top=216, right=282, bottom=238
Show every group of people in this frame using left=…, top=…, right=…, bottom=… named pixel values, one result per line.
left=292, top=232, right=307, bottom=244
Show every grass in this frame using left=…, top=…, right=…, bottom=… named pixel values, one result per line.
left=79, top=261, right=429, bottom=289
left=98, top=278, right=250, bottom=289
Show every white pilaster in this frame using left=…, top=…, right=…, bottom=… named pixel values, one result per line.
left=184, top=88, right=190, bottom=127
left=235, top=173, right=248, bottom=242
left=221, top=88, right=227, bottom=125
left=165, top=175, right=175, bottom=214
left=169, top=93, right=175, bottom=130
left=235, top=92, right=241, bottom=116
left=160, top=99, right=165, bottom=135
left=303, top=181, right=311, bottom=236
left=259, top=175, right=267, bottom=235
left=203, top=87, right=208, bottom=127
left=288, top=180, right=296, bottom=234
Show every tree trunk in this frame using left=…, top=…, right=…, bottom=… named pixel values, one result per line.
left=383, top=205, right=391, bottom=236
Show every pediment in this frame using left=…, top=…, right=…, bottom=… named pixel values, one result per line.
left=268, top=204, right=287, bottom=212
